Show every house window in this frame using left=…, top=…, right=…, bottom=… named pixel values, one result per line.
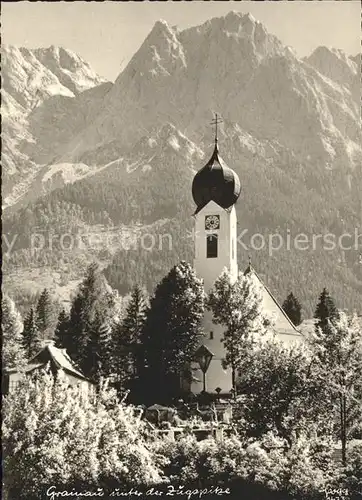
left=9, top=380, right=20, bottom=393
left=210, top=331, right=214, bottom=340
left=206, top=234, right=218, bottom=258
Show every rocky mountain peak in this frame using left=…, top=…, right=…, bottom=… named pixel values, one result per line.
left=32, top=46, right=107, bottom=94
left=2, top=44, right=106, bottom=113
left=124, top=18, right=186, bottom=79
left=349, top=54, right=360, bottom=66
left=180, top=11, right=285, bottom=63
left=305, top=46, right=358, bottom=88
left=2, top=44, right=74, bottom=111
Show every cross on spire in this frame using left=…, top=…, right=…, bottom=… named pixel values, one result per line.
left=211, top=113, right=223, bottom=146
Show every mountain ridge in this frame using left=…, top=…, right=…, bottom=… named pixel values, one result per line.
left=2, top=12, right=361, bottom=316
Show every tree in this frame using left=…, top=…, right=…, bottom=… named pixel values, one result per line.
left=67, top=263, right=117, bottom=378
left=342, top=443, right=362, bottom=497
left=35, top=288, right=54, bottom=339
left=282, top=292, right=302, bottom=326
left=314, top=287, right=338, bottom=332
left=97, top=320, right=114, bottom=379
left=2, top=371, right=163, bottom=500
left=53, top=308, right=70, bottom=350
left=68, top=293, right=88, bottom=364
left=141, top=261, right=205, bottom=402
left=22, top=307, right=42, bottom=358
left=2, top=295, right=26, bottom=370
left=86, top=311, right=114, bottom=382
left=208, top=270, right=268, bottom=393
left=311, top=312, right=362, bottom=465
left=238, top=339, right=332, bottom=444
left=113, top=285, right=148, bottom=390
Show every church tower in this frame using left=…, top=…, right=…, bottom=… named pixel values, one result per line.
left=191, top=115, right=241, bottom=395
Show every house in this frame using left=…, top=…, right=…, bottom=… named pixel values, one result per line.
left=3, top=341, right=94, bottom=395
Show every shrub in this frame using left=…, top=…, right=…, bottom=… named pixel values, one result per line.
left=341, top=444, right=362, bottom=499
left=2, top=372, right=164, bottom=500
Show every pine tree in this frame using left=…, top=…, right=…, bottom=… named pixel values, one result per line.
left=142, top=261, right=205, bottom=402
left=314, top=287, right=338, bottom=332
left=113, top=285, right=148, bottom=387
left=86, top=310, right=103, bottom=381
left=53, top=309, right=70, bottom=349
left=208, top=270, right=268, bottom=394
left=22, top=307, right=42, bottom=358
left=35, top=288, right=54, bottom=339
left=67, top=263, right=117, bottom=379
left=68, top=294, right=87, bottom=364
left=282, top=292, right=302, bottom=326
left=2, top=295, right=26, bottom=369
left=90, top=314, right=114, bottom=382
left=67, top=263, right=103, bottom=372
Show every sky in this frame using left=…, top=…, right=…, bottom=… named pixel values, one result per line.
left=2, top=1, right=360, bottom=81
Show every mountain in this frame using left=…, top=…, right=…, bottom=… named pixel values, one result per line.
left=2, top=45, right=106, bottom=111
left=57, top=14, right=360, bottom=170
left=1, top=45, right=108, bottom=203
left=2, top=12, right=362, bottom=316
left=349, top=54, right=360, bottom=66
left=305, top=46, right=360, bottom=102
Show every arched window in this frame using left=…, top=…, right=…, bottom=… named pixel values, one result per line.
left=206, top=234, right=218, bottom=258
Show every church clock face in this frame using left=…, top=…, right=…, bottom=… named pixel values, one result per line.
left=205, top=215, right=220, bottom=230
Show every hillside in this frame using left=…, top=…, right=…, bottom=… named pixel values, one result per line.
left=2, top=12, right=361, bottom=316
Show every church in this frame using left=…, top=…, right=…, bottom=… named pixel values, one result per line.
left=189, top=117, right=301, bottom=396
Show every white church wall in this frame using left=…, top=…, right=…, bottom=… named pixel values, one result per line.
left=192, top=201, right=238, bottom=394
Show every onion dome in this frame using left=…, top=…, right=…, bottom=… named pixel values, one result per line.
left=192, top=141, right=241, bottom=214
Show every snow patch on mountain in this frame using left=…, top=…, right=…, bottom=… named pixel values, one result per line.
left=156, top=124, right=204, bottom=161
left=42, top=162, right=92, bottom=185
left=168, top=135, right=181, bottom=151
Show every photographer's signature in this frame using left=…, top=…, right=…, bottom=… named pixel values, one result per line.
left=323, top=487, right=350, bottom=500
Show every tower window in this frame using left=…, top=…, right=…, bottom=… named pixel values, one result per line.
left=206, top=234, right=218, bottom=258
left=210, top=331, right=214, bottom=340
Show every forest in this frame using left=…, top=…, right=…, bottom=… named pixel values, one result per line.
left=2, top=261, right=362, bottom=500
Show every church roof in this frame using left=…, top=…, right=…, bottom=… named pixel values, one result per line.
left=192, top=142, right=241, bottom=215
left=244, top=264, right=301, bottom=343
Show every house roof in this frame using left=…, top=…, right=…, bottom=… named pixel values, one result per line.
left=8, top=343, right=90, bottom=381
left=146, top=404, right=174, bottom=412
left=244, top=264, right=301, bottom=343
